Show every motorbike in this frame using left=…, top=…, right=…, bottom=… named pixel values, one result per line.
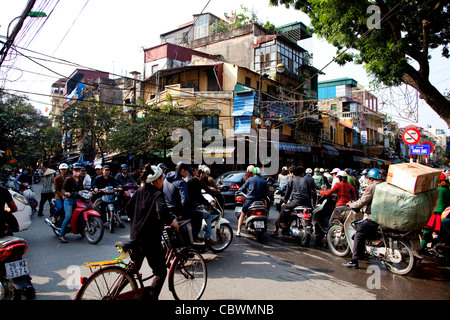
left=0, top=229, right=35, bottom=300
left=234, top=191, right=268, bottom=242
left=327, top=209, right=419, bottom=275
left=195, top=192, right=233, bottom=253
left=285, top=193, right=336, bottom=247
left=19, top=183, right=38, bottom=213
left=98, top=186, right=124, bottom=233
left=44, top=190, right=104, bottom=244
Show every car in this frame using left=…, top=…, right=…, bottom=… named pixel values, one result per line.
left=215, top=171, right=279, bottom=206
left=8, top=189, right=32, bottom=232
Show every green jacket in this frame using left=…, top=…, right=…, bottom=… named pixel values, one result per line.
left=435, top=186, right=450, bottom=213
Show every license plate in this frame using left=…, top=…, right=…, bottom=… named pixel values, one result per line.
left=235, top=206, right=242, bottom=213
left=254, top=221, right=265, bottom=229
left=5, top=259, right=29, bottom=279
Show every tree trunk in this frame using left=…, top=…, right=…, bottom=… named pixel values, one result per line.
left=402, top=68, right=450, bottom=128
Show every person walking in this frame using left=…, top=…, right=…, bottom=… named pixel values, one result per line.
left=37, top=161, right=56, bottom=217
left=125, top=164, right=178, bottom=300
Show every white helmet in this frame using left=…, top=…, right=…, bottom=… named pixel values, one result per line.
left=247, top=165, right=255, bottom=172
left=201, top=165, right=211, bottom=175
left=331, top=168, right=341, bottom=174
left=306, top=168, right=313, bottom=174
left=337, top=171, right=347, bottom=177
left=59, top=163, right=68, bottom=170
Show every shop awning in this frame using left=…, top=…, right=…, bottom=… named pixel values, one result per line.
left=273, top=142, right=311, bottom=153
left=322, top=144, right=339, bottom=156
left=234, top=116, right=252, bottom=134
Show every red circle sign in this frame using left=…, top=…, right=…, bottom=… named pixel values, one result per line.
left=402, top=128, right=421, bottom=145
left=421, top=141, right=434, bottom=153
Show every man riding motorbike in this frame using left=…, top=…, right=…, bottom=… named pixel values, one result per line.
left=163, top=162, right=203, bottom=242
left=273, top=166, right=313, bottom=237
left=115, top=164, right=137, bottom=214
left=236, top=167, right=269, bottom=237
left=342, top=168, right=384, bottom=268
left=92, top=165, right=122, bottom=226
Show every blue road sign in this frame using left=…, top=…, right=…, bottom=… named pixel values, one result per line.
left=409, top=144, right=431, bottom=155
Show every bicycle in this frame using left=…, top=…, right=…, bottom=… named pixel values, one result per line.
left=75, top=220, right=207, bottom=300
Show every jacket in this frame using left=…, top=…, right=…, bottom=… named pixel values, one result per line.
left=61, top=176, right=84, bottom=198
left=347, top=179, right=382, bottom=216
left=320, top=181, right=356, bottom=207
left=41, top=168, right=55, bottom=194
left=54, top=173, right=68, bottom=200
left=285, top=176, right=312, bottom=207
left=239, top=175, right=268, bottom=200
left=163, top=171, right=189, bottom=212
left=92, top=175, right=118, bottom=189
left=115, top=172, right=136, bottom=186
left=126, top=184, right=175, bottom=242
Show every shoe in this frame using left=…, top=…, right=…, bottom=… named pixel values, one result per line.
left=235, top=230, right=241, bottom=237
left=58, top=236, right=68, bottom=243
left=342, top=260, right=358, bottom=268
left=204, top=238, right=217, bottom=246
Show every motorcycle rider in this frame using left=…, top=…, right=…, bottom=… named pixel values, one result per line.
left=163, top=162, right=203, bottom=242
left=92, top=165, right=121, bottom=226
left=274, top=166, right=313, bottom=236
left=236, top=167, right=269, bottom=237
left=185, top=164, right=217, bottom=246
left=125, top=164, right=178, bottom=300
left=342, top=168, right=384, bottom=268
left=115, top=164, right=137, bottom=214
left=312, top=168, right=325, bottom=190
left=0, top=185, right=18, bottom=236
left=59, top=163, right=85, bottom=243
left=14, top=168, right=32, bottom=191
left=320, top=170, right=357, bottom=224
left=52, top=163, right=69, bottom=223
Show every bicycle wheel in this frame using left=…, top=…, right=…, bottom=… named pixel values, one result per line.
left=168, top=248, right=207, bottom=300
left=75, top=266, right=138, bottom=300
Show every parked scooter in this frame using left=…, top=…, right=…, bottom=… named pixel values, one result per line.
left=327, top=209, right=419, bottom=275
left=44, top=190, right=104, bottom=244
left=0, top=225, right=35, bottom=300
left=195, top=192, right=233, bottom=253
left=234, top=191, right=268, bottom=242
left=285, top=193, right=336, bottom=247
left=98, top=186, right=124, bottom=233
left=18, top=183, right=38, bottom=213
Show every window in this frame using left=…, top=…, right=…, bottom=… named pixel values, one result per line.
left=199, top=115, right=219, bottom=129
left=151, top=64, right=159, bottom=74
left=194, top=14, right=209, bottom=40
left=245, top=77, right=251, bottom=87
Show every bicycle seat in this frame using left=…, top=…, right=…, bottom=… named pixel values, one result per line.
left=115, top=241, right=135, bottom=253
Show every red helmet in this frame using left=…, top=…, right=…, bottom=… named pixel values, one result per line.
left=440, top=172, right=447, bottom=181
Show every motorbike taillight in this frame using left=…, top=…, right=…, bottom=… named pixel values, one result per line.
left=0, top=243, right=28, bottom=261
left=229, top=183, right=240, bottom=191
left=301, top=212, right=311, bottom=219
left=251, top=211, right=264, bottom=216
left=235, top=197, right=245, bottom=202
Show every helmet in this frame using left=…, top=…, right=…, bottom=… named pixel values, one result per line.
left=247, top=165, right=255, bottom=172
left=157, top=163, right=168, bottom=170
left=252, top=167, right=261, bottom=175
left=337, top=171, right=347, bottom=177
left=59, top=163, right=69, bottom=170
left=200, top=165, right=210, bottom=175
left=120, top=164, right=128, bottom=170
left=331, top=168, right=341, bottom=174
left=95, top=165, right=102, bottom=170
left=72, top=163, right=82, bottom=170
left=362, top=169, right=368, bottom=175
left=145, top=165, right=163, bottom=183
left=306, top=168, right=313, bottom=174
left=314, top=168, right=320, bottom=172
left=367, top=168, right=382, bottom=180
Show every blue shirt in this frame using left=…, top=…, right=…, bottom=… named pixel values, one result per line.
left=239, top=175, right=268, bottom=200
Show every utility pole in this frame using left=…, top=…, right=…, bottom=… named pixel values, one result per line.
left=0, top=0, right=37, bottom=68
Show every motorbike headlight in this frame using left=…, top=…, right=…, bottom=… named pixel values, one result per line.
left=13, top=193, right=29, bottom=205
left=80, top=191, right=92, bottom=199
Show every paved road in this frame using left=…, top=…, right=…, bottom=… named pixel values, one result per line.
left=15, top=182, right=450, bottom=300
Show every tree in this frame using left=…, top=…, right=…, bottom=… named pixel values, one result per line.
left=270, top=0, right=450, bottom=125
left=109, top=94, right=216, bottom=157
left=0, top=93, right=51, bottom=167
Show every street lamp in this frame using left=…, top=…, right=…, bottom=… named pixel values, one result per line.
left=7, top=11, right=47, bottom=37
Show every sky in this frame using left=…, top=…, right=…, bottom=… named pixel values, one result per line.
left=1, top=0, right=449, bottom=133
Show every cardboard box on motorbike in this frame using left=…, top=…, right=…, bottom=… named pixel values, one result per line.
left=386, top=162, right=441, bottom=194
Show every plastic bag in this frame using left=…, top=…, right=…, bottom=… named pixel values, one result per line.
left=371, top=182, right=439, bottom=232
